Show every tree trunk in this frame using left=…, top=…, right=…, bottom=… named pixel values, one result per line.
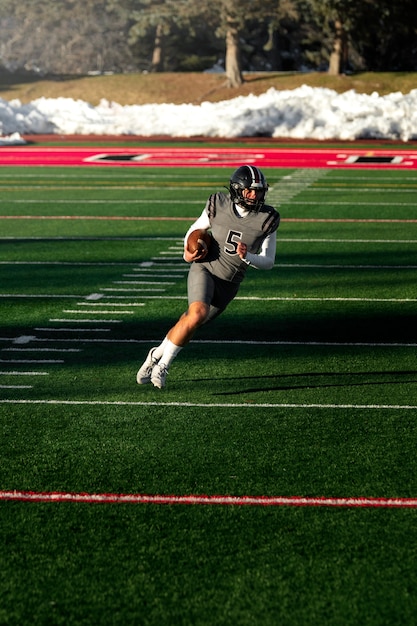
left=225, top=17, right=243, bottom=87
left=151, top=23, right=164, bottom=72
left=328, top=18, right=347, bottom=75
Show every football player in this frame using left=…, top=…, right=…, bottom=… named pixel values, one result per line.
left=137, top=164, right=280, bottom=388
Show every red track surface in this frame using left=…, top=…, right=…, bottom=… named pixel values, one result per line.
left=1, top=145, right=417, bottom=168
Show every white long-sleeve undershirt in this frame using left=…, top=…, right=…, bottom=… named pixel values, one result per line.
left=184, top=206, right=277, bottom=270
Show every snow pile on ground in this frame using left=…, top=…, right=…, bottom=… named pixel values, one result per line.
left=1, top=85, right=417, bottom=142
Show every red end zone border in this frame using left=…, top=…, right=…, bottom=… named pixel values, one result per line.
left=2, top=490, right=417, bottom=508
left=2, top=146, right=417, bottom=168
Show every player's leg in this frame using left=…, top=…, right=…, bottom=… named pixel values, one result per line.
left=150, top=266, right=214, bottom=388
left=149, top=302, right=209, bottom=388
left=137, top=265, right=213, bottom=387
left=166, top=301, right=209, bottom=346
left=136, top=304, right=208, bottom=386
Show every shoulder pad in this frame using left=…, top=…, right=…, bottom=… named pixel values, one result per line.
left=262, top=207, right=280, bottom=234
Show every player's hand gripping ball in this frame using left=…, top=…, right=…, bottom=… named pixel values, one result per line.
left=186, top=229, right=212, bottom=259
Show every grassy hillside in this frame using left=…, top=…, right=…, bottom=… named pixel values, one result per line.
left=1, top=71, right=416, bottom=105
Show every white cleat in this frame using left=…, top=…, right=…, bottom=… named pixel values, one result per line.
left=151, top=363, right=169, bottom=389
left=136, top=348, right=158, bottom=385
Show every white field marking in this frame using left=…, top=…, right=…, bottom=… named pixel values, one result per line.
left=278, top=238, right=417, bottom=244
left=0, top=259, right=415, bottom=280
left=3, top=172, right=414, bottom=181
left=279, top=263, right=417, bottom=269
left=285, top=218, right=417, bottom=224
left=48, top=318, right=121, bottom=323
left=137, top=262, right=191, bottom=267
left=62, top=310, right=135, bottom=315
left=287, top=201, right=417, bottom=206
left=0, top=257, right=181, bottom=268
left=120, top=277, right=175, bottom=283
left=0, top=359, right=64, bottom=364
left=0, top=187, right=213, bottom=193
left=151, top=257, right=184, bottom=262
left=2, top=490, right=417, bottom=509
left=0, top=199, right=200, bottom=203
left=100, top=294, right=164, bottom=298
left=8, top=290, right=415, bottom=302
left=125, top=273, right=185, bottom=278
left=24, top=338, right=417, bottom=348
left=0, top=237, right=186, bottom=242
left=0, top=169, right=356, bottom=177
left=129, top=277, right=185, bottom=281
left=0, top=338, right=414, bottom=350
left=0, top=236, right=416, bottom=248
left=85, top=293, right=103, bottom=301
left=194, top=339, right=417, bottom=347
left=234, top=297, right=417, bottom=302
left=0, top=215, right=193, bottom=221
left=319, top=177, right=417, bottom=182
left=0, top=170, right=220, bottom=177
left=1, top=399, right=416, bottom=410
left=2, top=212, right=417, bottom=222
left=0, top=294, right=80, bottom=299
left=0, top=371, right=48, bottom=376
left=3, top=229, right=412, bottom=243
left=114, top=281, right=174, bottom=285
left=0, top=385, right=33, bottom=389
left=0, top=261, right=143, bottom=266
left=3, top=348, right=81, bottom=352
left=75, top=302, right=145, bottom=307
left=13, top=335, right=36, bottom=344
left=137, top=266, right=185, bottom=271
left=101, top=288, right=166, bottom=292
left=302, top=188, right=417, bottom=194
left=38, top=326, right=112, bottom=331
left=132, top=267, right=185, bottom=272
left=90, top=294, right=416, bottom=303
left=269, top=169, right=328, bottom=205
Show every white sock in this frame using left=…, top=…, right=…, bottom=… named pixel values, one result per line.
left=152, top=337, right=169, bottom=361
left=159, top=339, right=183, bottom=368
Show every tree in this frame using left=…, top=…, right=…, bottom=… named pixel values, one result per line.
left=328, top=16, right=347, bottom=75
left=298, top=0, right=417, bottom=74
left=111, top=0, right=295, bottom=85
left=223, top=10, right=243, bottom=86
left=108, top=0, right=207, bottom=72
left=208, top=0, right=295, bottom=87
left=0, top=0, right=134, bottom=74
left=299, top=0, right=357, bottom=75
left=1, top=0, right=416, bottom=80
left=354, top=0, right=417, bottom=71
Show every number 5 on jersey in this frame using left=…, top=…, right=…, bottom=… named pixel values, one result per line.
left=224, top=230, right=242, bottom=255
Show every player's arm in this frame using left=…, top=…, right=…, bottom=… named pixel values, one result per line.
left=183, top=208, right=211, bottom=262
left=237, top=231, right=277, bottom=270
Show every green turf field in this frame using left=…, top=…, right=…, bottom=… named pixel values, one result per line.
left=1, top=163, right=417, bottom=625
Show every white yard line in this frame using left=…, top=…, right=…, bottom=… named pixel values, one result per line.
left=0, top=399, right=416, bottom=410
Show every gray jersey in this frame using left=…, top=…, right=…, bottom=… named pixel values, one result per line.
left=201, top=192, right=280, bottom=284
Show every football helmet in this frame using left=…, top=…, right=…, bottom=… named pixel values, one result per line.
left=229, top=165, right=269, bottom=212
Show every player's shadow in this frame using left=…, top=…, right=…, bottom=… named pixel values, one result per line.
left=212, top=370, right=417, bottom=395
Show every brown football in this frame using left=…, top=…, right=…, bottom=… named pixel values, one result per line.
left=186, top=229, right=212, bottom=254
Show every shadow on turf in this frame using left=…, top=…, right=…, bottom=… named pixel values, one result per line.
left=211, top=370, right=417, bottom=395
